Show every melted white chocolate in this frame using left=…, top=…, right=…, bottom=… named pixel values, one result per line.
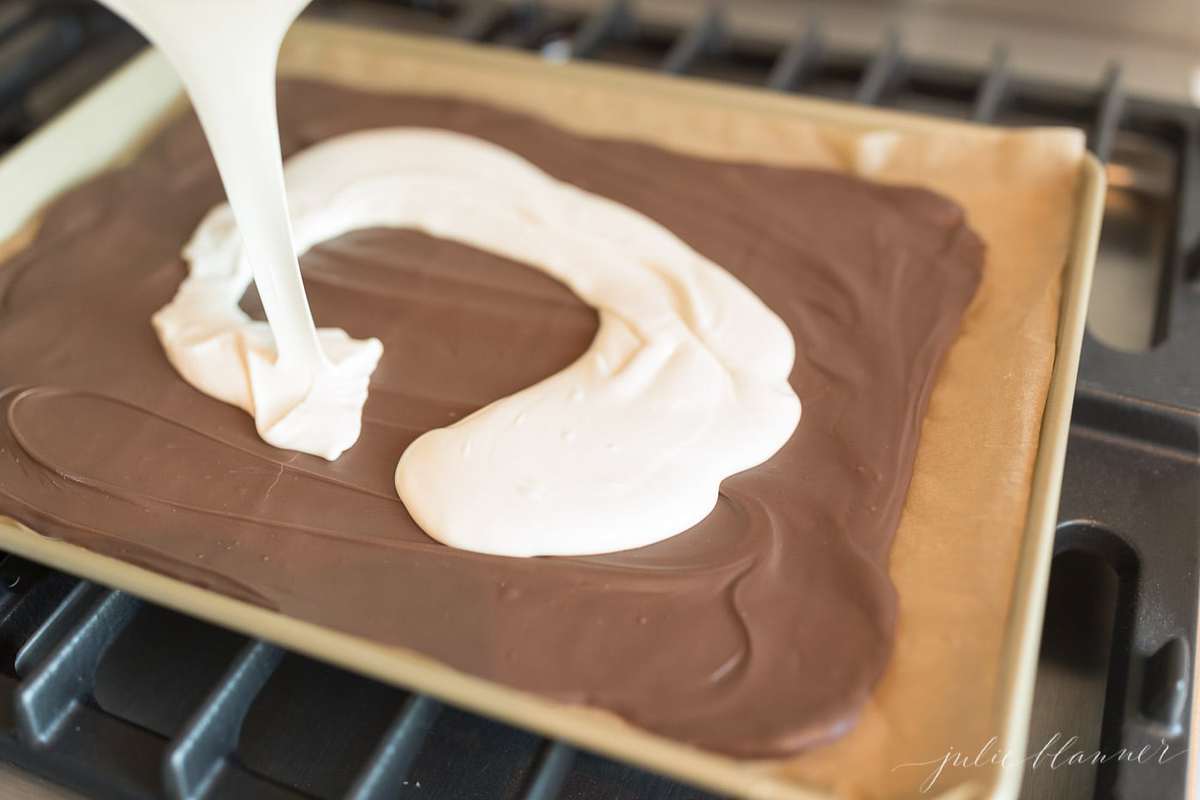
left=160, top=129, right=801, bottom=556
left=98, top=0, right=799, bottom=555
left=99, top=0, right=376, bottom=460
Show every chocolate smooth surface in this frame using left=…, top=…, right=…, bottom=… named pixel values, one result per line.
left=0, top=81, right=982, bottom=757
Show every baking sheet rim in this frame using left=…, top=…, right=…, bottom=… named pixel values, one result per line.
left=0, top=24, right=1105, bottom=800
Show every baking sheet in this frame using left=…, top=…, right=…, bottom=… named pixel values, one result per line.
left=0, top=21, right=1103, bottom=800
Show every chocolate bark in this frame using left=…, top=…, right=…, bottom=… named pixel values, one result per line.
left=0, top=81, right=982, bottom=757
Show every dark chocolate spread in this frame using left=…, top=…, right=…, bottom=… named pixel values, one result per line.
left=0, top=81, right=982, bottom=757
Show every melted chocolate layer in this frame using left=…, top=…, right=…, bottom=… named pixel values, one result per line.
left=0, top=81, right=982, bottom=757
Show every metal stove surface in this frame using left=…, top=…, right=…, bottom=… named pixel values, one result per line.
left=0, top=2, right=1197, bottom=799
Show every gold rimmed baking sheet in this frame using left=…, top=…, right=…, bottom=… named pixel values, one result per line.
left=0, top=20, right=1103, bottom=800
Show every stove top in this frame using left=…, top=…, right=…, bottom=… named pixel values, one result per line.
left=0, top=2, right=1197, bottom=799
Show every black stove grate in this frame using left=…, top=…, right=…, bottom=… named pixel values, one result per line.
left=0, top=2, right=1197, bottom=799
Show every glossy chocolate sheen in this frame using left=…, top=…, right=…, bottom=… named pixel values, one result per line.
left=0, top=81, right=982, bottom=757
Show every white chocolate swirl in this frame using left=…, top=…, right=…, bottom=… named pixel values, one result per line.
left=156, top=129, right=801, bottom=556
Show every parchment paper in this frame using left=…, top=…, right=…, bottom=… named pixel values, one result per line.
left=2, top=24, right=1088, bottom=800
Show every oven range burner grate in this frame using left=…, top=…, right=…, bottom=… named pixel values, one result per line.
left=0, top=2, right=1197, bottom=799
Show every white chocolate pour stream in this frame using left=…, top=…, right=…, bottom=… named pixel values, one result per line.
left=93, top=3, right=802, bottom=557
left=97, top=0, right=382, bottom=460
